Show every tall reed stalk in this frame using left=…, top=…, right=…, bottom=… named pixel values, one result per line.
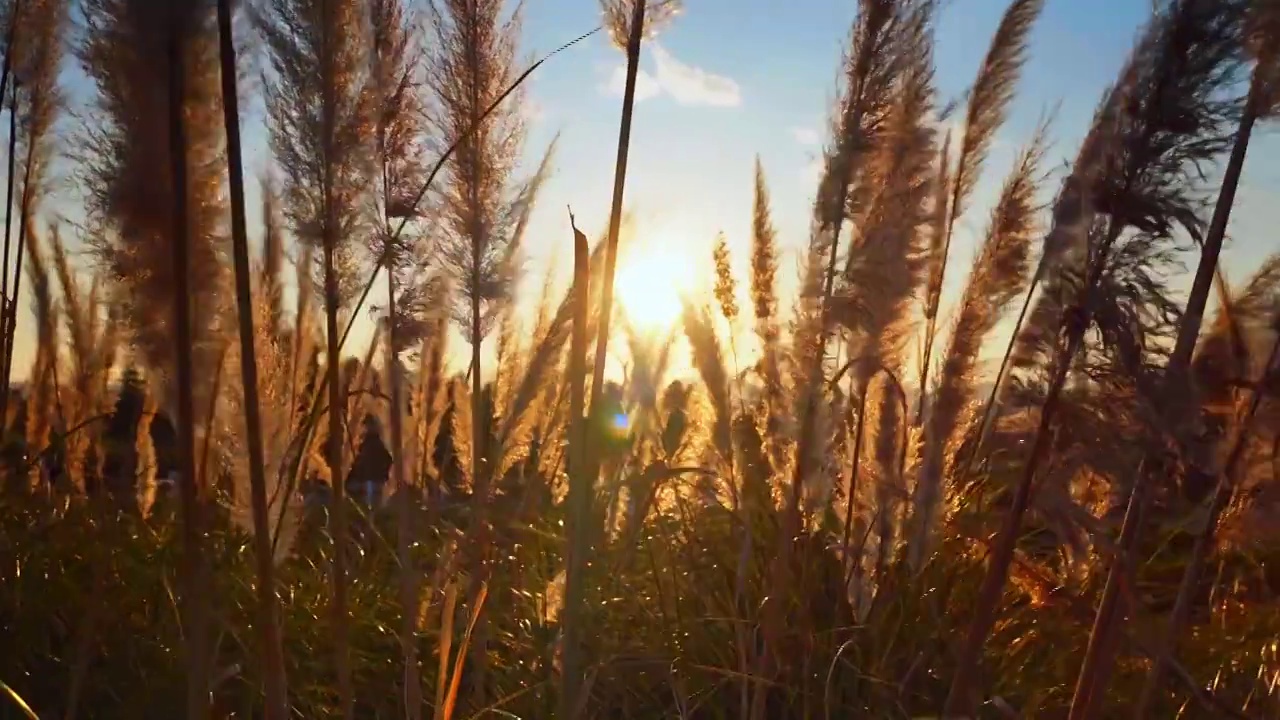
left=559, top=213, right=593, bottom=720
left=2, top=83, right=33, bottom=460
left=0, top=0, right=21, bottom=416
left=0, top=82, right=16, bottom=420
left=586, top=0, right=646, bottom=440
left=165, top=3, right=209, bottom=716
left=215, top=0, right=288, bottom=714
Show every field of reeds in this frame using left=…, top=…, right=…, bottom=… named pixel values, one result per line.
left=1, top=0, right=1279, bottom=717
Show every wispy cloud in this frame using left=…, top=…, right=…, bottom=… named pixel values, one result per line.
left=791, top=126, right=820, bottom=146
left=602, top=64, right=662, bottom=102
left=650, top=44, right=741, bottom=107
left=598, top=44, right=742, bottom=108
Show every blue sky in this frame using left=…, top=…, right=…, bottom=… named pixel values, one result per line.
left=10, top=0, right=1280, bottom=381
left=504, top=0, right=1280, bottom=374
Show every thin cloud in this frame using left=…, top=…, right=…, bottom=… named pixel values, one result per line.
left=602, top=64, right=662, bottom=102
left=650, top=44, right=741, bottom=107
left=598, top=45, right=741, bottom=108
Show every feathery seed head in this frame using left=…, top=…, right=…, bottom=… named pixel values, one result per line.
left=601, top=0, right=681, bottom=49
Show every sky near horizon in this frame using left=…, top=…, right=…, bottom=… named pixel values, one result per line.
left=8, top=0, right=1280, bottom=384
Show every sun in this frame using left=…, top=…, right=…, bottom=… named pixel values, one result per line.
left=613, top=237, right=700, bottom=331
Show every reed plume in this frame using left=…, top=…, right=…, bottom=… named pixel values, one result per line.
left=428, top=0, right=528, bottom=499
left=427, top=0, right=542, bottom=696
left=908, top=126, right=1045, bottom=566
left=0, top=0, right=66, bottom=405
left=258, top=0, right=373, bottom=710
left=782, top=2, right=932, bottom=596
left=78, top=1, right=227, bottom=713
left=259, top=177, right=287, bottom=343
left=916, top=0, right=1043, bottom=423
left=749, top=158, right=787, bottom=479
left=22, top=223, right=55, bottom=490
left=837, top=32, right=938, bottom=553
left=948, top=0, right=1249, bottom=713
left=51, top=229, right=118, bottom=498
left=815, top=0, right=928, bottom=317
left=411, top=310, right=449, bottom=489
left=79, top=0, right=228, bottom=422
left=682, top=300, right=733, bottom=469
left=601, top=0, right=680, bottom=48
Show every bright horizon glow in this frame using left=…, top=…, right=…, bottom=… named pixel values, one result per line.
left=613, top=229, right=703, bottom=331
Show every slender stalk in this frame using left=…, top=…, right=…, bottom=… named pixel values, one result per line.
left=166, top=6, right=209, bottom=718
left=0, top=81, right=18, bottom=414
left=1066, top=459, right=1148, bottom=720
left=1067, top=74, right=1264, bottom=720
left=324, top=211, right=353, bottom=720
left=586, top=0, right=645, bottom=432
left=950, top=265, right=1042, bottom=484
left=2, top=85, right=34, bottom=414
left=840, top=387, right=868, bottom=588
left=1169, top=73, right=1261, bottom=376
left=215, top=0, right=288, bottom=715
left=943, top=320, right=1087, bottom=717
left=559, top=212, right=593, bottom=720
left=0, top=0, right=21, bottom=323
left=316, top=0, right=353, bottom=710
left=385, top=213, right=418, bottom=720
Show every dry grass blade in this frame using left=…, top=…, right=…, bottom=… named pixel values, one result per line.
left=433, top=581, right=460, bottom=720
left=0, top=679, right=38, bottom=720
left=440, top=582, right=489, bottom=720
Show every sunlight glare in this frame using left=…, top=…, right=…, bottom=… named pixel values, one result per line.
left=613, top=235, right=700, bottom=330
